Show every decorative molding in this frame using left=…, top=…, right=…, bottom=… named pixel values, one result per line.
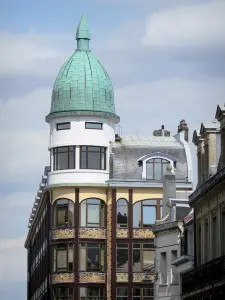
left=220, top=202, right=225, bottom=213
left=116, top=273, right=128, bottom=282
left=79, top=272, right=105, bottom=283
left=107, top=203, right=112, bottom=300
left=133, top=229, right=155, bottom=239
left=116, top=228, right=129, bottom=238
left=133, top=273, right=154, bottom=282
left=211, top=207, right=217, bottom=218
left=79, top=228, right=106, bottom=239
left=52, top=228, right=75, bottom=239
left=52, top=273, right=74, bottom=284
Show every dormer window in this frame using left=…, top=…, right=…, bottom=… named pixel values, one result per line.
left=146, top=158, right=169, bottom=180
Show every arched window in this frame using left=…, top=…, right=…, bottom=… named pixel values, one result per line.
left=80, top=199, right=105, bottom=227
left=146, top=158, right=170, bottom=180
left=117, top=199, right=128, bottom=228
left=52, top=199, right=74, bottom=228
left=133, top=200, right=157, bottom=228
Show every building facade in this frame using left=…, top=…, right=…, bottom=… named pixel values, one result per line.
left=24, top=16, right=193, bottom=300
left=181, top=104, right=225, bottom=299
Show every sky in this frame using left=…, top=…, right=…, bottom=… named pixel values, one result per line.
left=0, top=0, right=225, bottom=298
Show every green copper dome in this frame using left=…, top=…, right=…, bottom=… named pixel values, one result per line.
left=50, top=15, right=116, bottom=116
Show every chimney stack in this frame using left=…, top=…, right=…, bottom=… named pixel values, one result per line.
left=215, top=104, right=225, bottom=169
left=178, top=119, right=189, bottom=142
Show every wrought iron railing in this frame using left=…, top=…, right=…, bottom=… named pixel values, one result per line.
left=182, top=255, right=225, bottom=295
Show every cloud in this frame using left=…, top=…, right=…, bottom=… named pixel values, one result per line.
left=0, top=236, right=26, bottom=283
left=0, top=88, right=50, bottom=184
left=142, top=0, right=225, bottom=51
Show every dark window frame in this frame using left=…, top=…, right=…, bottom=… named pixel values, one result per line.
left=85, top=122, right=103, bottom=130
left=80, top=146, right=106, bottom=170
left=132, top=287, right=154, bottom=299
left=56, top=122, right=71, bottom=131
left=79, top=242, right=106, bottom=272
left=133, top=243, right=155, bottom=272
left=53, top=244, right=74, bottom=274
left=80, top=199, right=105, bottom=228
left=146, top=158, right=170, bottom=180
left=53, top=199, right=74, bottom=228
left=54, top=287, right=73, bottom=300
left=79, top=287, right=105, bottom=299
left=53, top=146, right=76, bottom=170
left=116, top=243, right=129, bottom=272
left=116, top=287, right=128, bottom=299
left=133, top=200, right=157, bottom=228
left=117, top=198, right=128, bottom=228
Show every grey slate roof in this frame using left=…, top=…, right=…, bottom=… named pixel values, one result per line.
left=110, top=136, right=188, bottom=182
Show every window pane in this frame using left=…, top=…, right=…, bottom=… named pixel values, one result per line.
left=143, top=250, right=155, bottom=271
left=117, top=200, right=128, bottom=227
left=57, top=250, right=67, bottom=269
left=56, top=123, right=70, bottom=130
left=80, top=203, right=86, bottom=226
left=87, top=245, right=100, bottom=271
left=57, top=208, right=68, bottom=226
left=57, top=152, right=68, bottom=170
left=117, top=287, right=128, bottom=296
left=133, top=288, right=141, bottom=296
left=143, top=288, right=153, bottom=296
left=87, top=151, right=101, bottom=169
left=133, top=202, right=141, bottom=227
left=88, top=146, right=100, bottom=152
left=85, top=122, right=102, bottom=130
left=146, top=162, right=153, bottom=179
left=68, top=247, right=73, bottom=272
left=101, top=151, right=105, bottom=169
left=133, top=249, right=141, bottom=272
left=79, top=246, right=86, bottom=271
left=87, top=205, right=100, bottom=225
left=117, top=245, right=128, bottom=272
left=81, top=151, right=87, bottom=168
left=143, top=206, right=156, bottom=225
left=57, top=199, right=68, bottom=205
left=68, top=201, right=74, bottom=226
left=154, top=161, right=162, bottom=180
left=69, top=150, right=75, bottom=169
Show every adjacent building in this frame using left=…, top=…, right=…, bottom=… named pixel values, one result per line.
left=181, top=104, right=225, bottom=299
left=24, top=16, right=193, bottom=300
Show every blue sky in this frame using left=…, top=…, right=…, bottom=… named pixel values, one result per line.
left=0, top=0, right=225, bottom=299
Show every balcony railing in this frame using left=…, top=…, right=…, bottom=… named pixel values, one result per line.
left=182, top=255, right=225, bottom=295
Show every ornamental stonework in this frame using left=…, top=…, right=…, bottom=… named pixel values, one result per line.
left=116, top=273, right=128, bottom=282
left=116, top=228, right=129, bottom=238
left=133, top=229, right=155, bottom=239
left=79, top=272, right=105, bottom=283
left=52, top=273, right=74, bottom=284
left=79, top=228, right=106, bottom=239
left=52, top=228, right=75, bottom=240
left=133, top=273, right=154, bottom=282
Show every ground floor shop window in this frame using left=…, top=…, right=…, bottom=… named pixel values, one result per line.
left=133, top=288, right=154, bottom=300
left=80, top=287, right=105, bottom=299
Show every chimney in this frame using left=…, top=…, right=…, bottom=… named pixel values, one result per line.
left=215, top=104, right=225, bottom=169
left=193, top=130, right=205, bottom=185
left=178, top=119, right=189, bottom=142
left=153, top=125, right=170, bottom=137
left=162, top=163, right=176, bottom=219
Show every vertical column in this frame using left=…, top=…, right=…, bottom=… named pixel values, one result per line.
left=74, top=188, right=80, bottom=299
left=106, top=189, right=112, bottom=300
left=47, top=191, right=53, bottom=300
left=156, top=199, right=161, bottom=220
left=128, top=189, right=133, bottom=300
left=111, top=189, right=117, bottom=299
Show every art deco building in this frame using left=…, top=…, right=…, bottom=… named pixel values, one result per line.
left=24, top=15, right=193, bottom=300
left=181, top=104, right=225, bottom=299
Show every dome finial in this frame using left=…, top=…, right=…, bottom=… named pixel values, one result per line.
left=76, top=14, right=91, bottom=51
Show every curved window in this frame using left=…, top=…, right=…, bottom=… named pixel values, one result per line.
left=117, top=199, right=128, bottom=228
left=146, top=158, right=169, bottom=180
left=53, top=199, right=74, bottom=228
left=80, top=146, right=106, bottom=170
left=80, top=199, right=105, bottom=227
left=133, top=200, right=156, bottom=228
left=53, top=146, right=75, bottom=170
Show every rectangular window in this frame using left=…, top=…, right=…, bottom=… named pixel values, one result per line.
left=53, top=244, right=73, bottom=273
left=133, top=243, right=155, bottom=272
left=117, top=243, right=128, bottom=272
left=80, top=146, right=106, bottom=170
left=85, top=122, right=103, bottom=130
left=160, top=252, right=167, bottom=284
left=54, top=287, right=73, bottom=300
left=133, top=288, right=153, bottom=299
left=204, top=221, right=208, bottom=262
left=80, top=287, right=105, bottom=300
left=117, top=287, right=128, bottom=300
left=171, top=250, right=178, bottom=284
left=53, top=146, right=75, bottom=170
left=212, top=216, right=217, bottom=258
left=79, top=243, right=105, bottom=272
left=56, top=122, right=71, bottom=130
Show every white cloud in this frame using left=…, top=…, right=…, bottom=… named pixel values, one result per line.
left=0, top=236, right=26, bottom=283
left=142, top=1, right=225, bottom=51
left=0, top=88, right=50, bottom=183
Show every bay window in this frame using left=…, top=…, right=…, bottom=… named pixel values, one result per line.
left=53, top=244, right=74, bottom=273
left=80, top=199, right=105, bottom=227
left=79, top=243, right=105, bottom=272
left=52, top=199, right=74, bottom=228
left=80, top=146, right=106, bottom=170
left=53, top=146, right=75, bottom=170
